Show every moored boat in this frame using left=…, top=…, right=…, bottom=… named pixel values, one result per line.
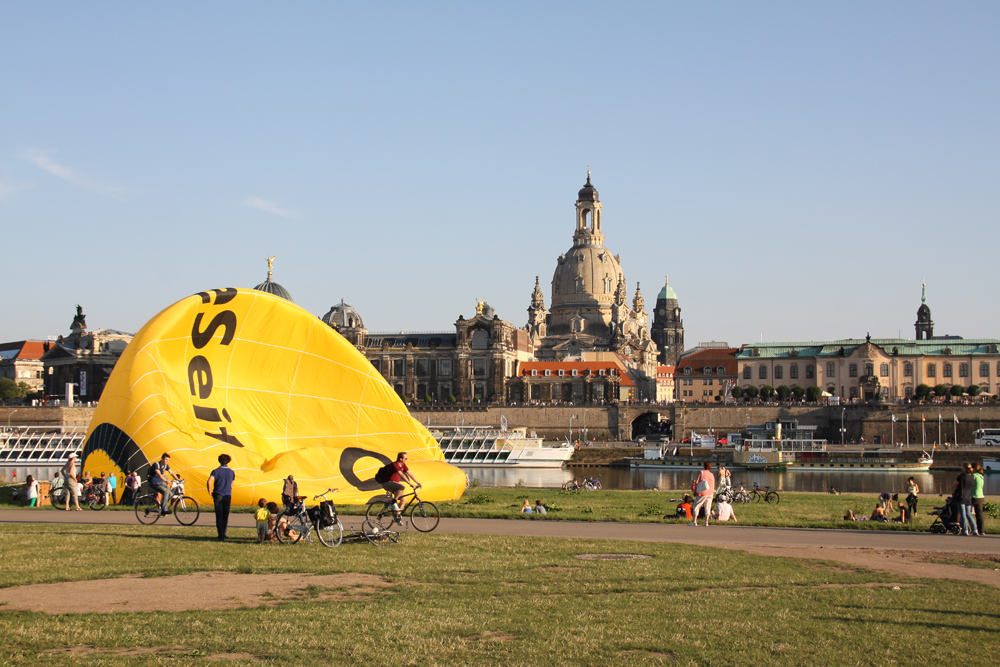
left=429, top=426, right=574, bottom=468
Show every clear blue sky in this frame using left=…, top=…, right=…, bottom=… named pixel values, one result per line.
left=2, top=3, right=998, bottom=347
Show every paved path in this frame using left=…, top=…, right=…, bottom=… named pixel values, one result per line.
left=2, top=508, right=996, bottom=555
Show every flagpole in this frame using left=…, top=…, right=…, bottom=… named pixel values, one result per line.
left=938, top=415, right=942, bottom=446
left=891, top=416, right=895, bottom=446
left=922, top=417, right=925, bottom=448
left=906, top=414, right=909, bottom=447
left=953, top=414, right=958, bottom=445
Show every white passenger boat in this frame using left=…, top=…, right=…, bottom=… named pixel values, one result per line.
left=429, top=426, right=574, bottom=468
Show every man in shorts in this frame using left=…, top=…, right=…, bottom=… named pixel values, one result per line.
left=379, top=452, right=421, bottom=520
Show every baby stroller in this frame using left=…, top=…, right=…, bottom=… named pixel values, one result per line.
left=928, top=495, right=961, bottom=534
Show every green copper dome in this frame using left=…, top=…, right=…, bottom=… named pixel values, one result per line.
left=657, top=278, right=677, bottom=301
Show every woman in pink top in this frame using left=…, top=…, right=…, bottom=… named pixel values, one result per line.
left=689, top=462, right=715, bottom=526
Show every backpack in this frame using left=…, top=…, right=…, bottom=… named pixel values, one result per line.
left=374, top=463, right=395, bottom=484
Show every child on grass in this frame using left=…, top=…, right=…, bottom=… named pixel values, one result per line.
left=255, top=498, right=271, bottom=543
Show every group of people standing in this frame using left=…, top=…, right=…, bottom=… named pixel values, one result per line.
left=954, top=462, right=987, bottom=536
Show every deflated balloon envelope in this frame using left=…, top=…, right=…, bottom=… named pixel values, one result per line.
left=82, top=288, right=466, bottom=506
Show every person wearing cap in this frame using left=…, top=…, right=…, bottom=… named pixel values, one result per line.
left=62, top=453, right=81, bottom=511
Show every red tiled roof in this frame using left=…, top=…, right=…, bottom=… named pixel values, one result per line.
left=518, top=360, right=636, bottom=386
left=0, top=340, right=47, bottom=360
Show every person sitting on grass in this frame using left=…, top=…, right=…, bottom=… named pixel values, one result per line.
left=266, top=502, right=280, bottom=541
left=534, top=500, right=547, bottom=515
left=894, top=503, right=909, bottom=523
left=845, top=509, right=868, bottom=521
left=255, top=498, right=271, bottom=543
left=712, top=499, right=738, bottom=523
left=870, top=505, right=888, bottom=521
left=521, top=499, right=532, bottom=514
left=674, top=494, right=693, bottom=520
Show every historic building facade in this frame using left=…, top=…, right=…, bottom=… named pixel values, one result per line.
left=526, top=173, right=659, bottom=399
left=0, top=341, right=46, bottom=393
left=40, top=306, right=133, bottom=402
left=735, top=285, right=1000, bottom=401
left=675, top=346, right=738, bottom=402
left=323, top=300, right=531, bottom=403
left=511, top=360, right=638, bottom=404
left=650, top=277, right=684, bottom=367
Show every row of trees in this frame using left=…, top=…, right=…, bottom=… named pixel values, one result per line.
left=727, top=383, right=987, bottom=403
left=0, top=378, right=32, bottom=401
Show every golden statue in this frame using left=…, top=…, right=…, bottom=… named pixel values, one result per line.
left=266, top=256, right=275, bottom=278
left=475, top=298, right=485, bottom=316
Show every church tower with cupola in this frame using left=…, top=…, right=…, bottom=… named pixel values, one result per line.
left=915, top=280, right=934, bottom=340
left=650, top=276, right=684, bottom=366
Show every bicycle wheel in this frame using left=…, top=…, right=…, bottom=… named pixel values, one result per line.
left=765, top=491, right=780, bottom=504
left=562, top=481, right=575, bottom=491
left=362, top=518, right=393, bottom=546
left=738, top=492, right=752, bottom=504
left=172, top=496, right=200, bottom=525
left=316, top=518, right=344, bottom=547
left=88, top=493, right=107, bottom=511
left=752, top=491, right=763, bottom=503
left=275, top=513, right=305, bottom=544
left=50, top=488, right=67, bottom=508
left=365, top=500, right=392, bottom=523
left=408, top=500, right=440, bottom=532
left=134, top=495, right=161, bottom=525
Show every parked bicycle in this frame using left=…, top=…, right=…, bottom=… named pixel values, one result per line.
left=562, top=475, right=602, bottom=491
left=273, top=489, right=344, bottom=547
left=717, top=482, right=752, bottom=504
left=365, top=487, right=439, bottom=532
left=49, top=482, right=106, bottom=510
left=134, top=479, right=200, bottom=525
left=750, top=483, right=780, bottom=504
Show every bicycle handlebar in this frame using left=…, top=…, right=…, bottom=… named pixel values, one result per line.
left=313, top=488, right=339, bottom=500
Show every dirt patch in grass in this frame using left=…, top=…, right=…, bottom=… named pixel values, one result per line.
left=732, top=546, right=1000, bottom=587
left=463, top=631, right=516, bottom=642
left=0, top=572, right=390, bottom=615
left=44, top=646, right=264, bottom=661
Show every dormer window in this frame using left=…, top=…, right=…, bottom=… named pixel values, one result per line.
left=684, top=367, right=692, bottom=375
left=717, top=366, right=725, bottom=375
left=544, top=369, right=551, bottom=377
left=571, top=370, right=578, bottom=377
left=704, top=367, right=712, bottom=375
left=531, top=369, right=537, bottom=377
left=558, top=370, right=565, bottom=377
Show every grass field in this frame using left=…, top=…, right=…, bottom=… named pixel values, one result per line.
left=2, top=484, right=996, bottom=533
left=0, top=522, right=998, bottom=667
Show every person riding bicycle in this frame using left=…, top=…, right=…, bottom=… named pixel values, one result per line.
left=376, top=452, right=422, bottom=520
left=149, top=452, right=181, bottom=515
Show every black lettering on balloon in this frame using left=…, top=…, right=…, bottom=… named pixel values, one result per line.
left=196, top=288, right=239, bottom=305
left=204, top=427, right=245, bottom=448
left=187, top=356, right=213, bottom=399
left=191, top=311, right=237, bottom=349
left=194, top=405, right=222, bottom=422
left=339, top=447, right=392, bottom=492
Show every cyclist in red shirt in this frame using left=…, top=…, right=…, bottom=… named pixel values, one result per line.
left=379, top=452, right=422, bottom=514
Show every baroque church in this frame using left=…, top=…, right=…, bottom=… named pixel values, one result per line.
left=526, top=172, right=662, bottom=393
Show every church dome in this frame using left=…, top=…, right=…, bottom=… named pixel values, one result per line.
left=253, top=277, right=293, bottom=302
left=916, top=303, right=931, bottom=322
left=322, top=300, right=365, bottom=330
left=577, top=174, right=599, bottom=202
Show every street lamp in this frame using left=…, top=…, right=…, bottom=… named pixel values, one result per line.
left=569, top=414, right=577, bottom=443
left=7, top=409, right=18, bottom=431
left=841, top=407, right=846, bottom=445
left=582, top=408, right=588, bottom=444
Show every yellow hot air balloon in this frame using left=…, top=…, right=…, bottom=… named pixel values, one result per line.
left=81, top=288, right=466, bottom=506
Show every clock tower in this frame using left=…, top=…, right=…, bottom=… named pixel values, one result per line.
left=650, top=276, right=684, bottom=367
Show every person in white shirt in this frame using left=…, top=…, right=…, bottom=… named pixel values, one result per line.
left=712, top=500, right=738, bottom=523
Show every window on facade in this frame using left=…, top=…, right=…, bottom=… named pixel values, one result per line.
left=473, top=358, right=487, bottom=378
left=790, top=364, right=799, bottom=379
left=927, top=364, right=936, bottom=378
left=905, top=386, right=914, bottom=398
left=959, top=363, right=969, bottom=378
left=594, top=384, right=605, bottom=400
left=416, top=359, right=429, bottom=377
left=880, top=363, right=889, bottom=377
left=439, top=359, right=452, bottom=377
left=827, top=362, right=835, bottom=377
left=572, top=370, right=578, bottom=377
left=531, top=369, right=537, bottom=377
left=440, top=383, right=451, bottom=398
left=806, top=365, right=814, bottom=379
left=391, top=359, right=404, bottom=377
left=774, top=365, right=783, bottom=380
left=558, top=370, right=564, bottom=377
left=981, top=363, right=990, bottom=377
left=575, top=277, right=584, bottom=293
left=470, top=329, right=489, bottom=350
left=370, top=359, right=381, bottom=374
left=943, top=363, right=952, bottom=378
left=717, top=366, right=725, bottom=375
left=743, top=367, right=751, bottom=379
left=865, top=363, right=873, bottom=376
left=759, top=366, right=767, bottom=379
left=544, top=369, right=551, bottom=377
left=904, top=362, right=913, bottom=377
left=684, top=367, right=692, bottom=375
left=849, top=363, right=858, bottom=377
left=704, top=367, right=712, bottom=375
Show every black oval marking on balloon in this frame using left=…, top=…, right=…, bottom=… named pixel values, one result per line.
left=338, top=447, right=392, bottom=491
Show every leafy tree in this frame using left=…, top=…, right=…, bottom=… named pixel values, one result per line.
left=934, top=384, right=949, bottom=398
left=744, top=385, right=759, bottom=400
left=776, top=385, right=791, bottom=400
left=448, top=395, right=456, bottom=403
left=730, top=385, right=744, bottom=400
left=914, top=384, right=932, bottom=400
left=805, top=386, right=823, bottom=402
left=714, top=394, right=722, bottom=402
left=791, top=385, right=805, bottom=399
left=968, top=385, right=981, bottom=397
left=424, top=395, right=433, bottom=403
left=0, top=378, right=24, bottom=400
left=949, top=384, right=964, bottom=398
left=760, top=385, right=775, bottom=400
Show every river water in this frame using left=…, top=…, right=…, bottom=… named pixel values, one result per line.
left=464, top=466, right=1000, bottom=496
